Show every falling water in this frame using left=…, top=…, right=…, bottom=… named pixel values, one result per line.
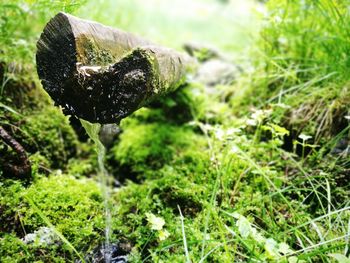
left=80, top=120, right=112, bottom=263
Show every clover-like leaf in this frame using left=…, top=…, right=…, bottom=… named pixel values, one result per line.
left=145, top=212, right=165, bottom=231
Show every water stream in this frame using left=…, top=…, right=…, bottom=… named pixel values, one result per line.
left=80, top=120, right=112, bottom=263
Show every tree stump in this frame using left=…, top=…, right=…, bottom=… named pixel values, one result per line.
left=36, top=12, right=195, bottom=124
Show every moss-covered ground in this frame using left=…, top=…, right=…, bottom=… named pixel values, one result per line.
left=1, top=0, right=349, bottom=262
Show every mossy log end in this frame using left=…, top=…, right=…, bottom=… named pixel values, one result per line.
left=36, top=12, right=195, bottom=124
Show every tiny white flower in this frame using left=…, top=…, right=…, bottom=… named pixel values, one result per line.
left=215, top=128, right=225, bottom=141
left=273, top=103, right=291, bottom=109
left=298, top=134, right=312, bottom=141
left=230, top=145, right=240, bottom=154
left=251, top=111, right=261, bottom=120
left=226, top=128, right=241, bottom=136
left=249, top=109, right=272, bottom=125
left=246, top=118, right=258, bottom=126
left=275, top=16, right=282, bottom=23
left=278, top=37, right=288, bottom=45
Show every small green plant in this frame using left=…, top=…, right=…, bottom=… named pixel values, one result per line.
left=145, top=212, right=170, bottom=241
left=296, top=133, right=313, bottom=160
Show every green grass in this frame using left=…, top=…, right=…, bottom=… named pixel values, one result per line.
left=0, top=0, right=349, bottom=262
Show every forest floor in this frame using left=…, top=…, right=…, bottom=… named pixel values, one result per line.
left=0, top=0, right=349, bottom=262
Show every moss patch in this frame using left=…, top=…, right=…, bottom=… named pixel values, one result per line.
left=0, top=174, right=104, bottom=262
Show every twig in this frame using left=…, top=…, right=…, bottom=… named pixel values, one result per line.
left=0, top=126, right=31, bottom=177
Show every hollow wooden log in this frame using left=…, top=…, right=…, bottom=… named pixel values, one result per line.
left=36, top=12, right=196, bottom=124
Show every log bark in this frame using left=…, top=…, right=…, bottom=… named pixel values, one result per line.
left=36, top=12, right=195, bottom=124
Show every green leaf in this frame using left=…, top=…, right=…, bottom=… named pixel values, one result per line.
left=328, top=254, right=350, bottom=263
left=278, top=242, right=293, bottom=255
left=145, top=212, right=165, bottom=231
left=270, top=124, right=290, bottom=137
left=0, top=102, right=21, bottom=116
left=264, top=238, right=278, bottom=259
left=158, top=229, right=170, bottom=241
left=236, top=214, right=252, bottom=238
left=288, top=256, right=306, bottom=263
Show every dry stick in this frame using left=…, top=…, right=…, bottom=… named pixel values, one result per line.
left=36, top=12, right=196, bottom=124
left=0, top=126, right=31, bottom=177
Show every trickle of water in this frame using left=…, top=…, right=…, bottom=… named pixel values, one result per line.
left=80, top=120, right=112, bottom=263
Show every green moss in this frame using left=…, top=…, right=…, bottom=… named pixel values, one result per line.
left=191, top=47, right=216, bottom=62
left=77, top=37, right=115, bottom=66
left=0, top=175, right=104, bottom=262
left=109, top=119, right=207, bottom=180
left=19, top=106, right=78, bottom=169
left=0, top=179, right=25, bottom=235
left=0, top=103, right=79, bottom=173
left=66, top=158, right=95, bottom=178
left=110, top=171, right=208, bottom=260
left=125, top=83, right=208, bottom=125
left=22, top=175, right=103, bottom=244
left=0, top=234, right=33, bottom=263
left=148, top=84, right=207, bottom=124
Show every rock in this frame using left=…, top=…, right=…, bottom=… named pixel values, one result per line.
left=99, top=124, right=121, bottom=148
left=183, top=41, right=241, bottom=86
left=183, top=41, right=221, bottom=62
left=194, top=59, right=241, bottom=86
left=22, top=227, right=59, bottom=246
left=78, top=241, right=132, bottom=263
left=331, top=138, right=350, bottom=156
